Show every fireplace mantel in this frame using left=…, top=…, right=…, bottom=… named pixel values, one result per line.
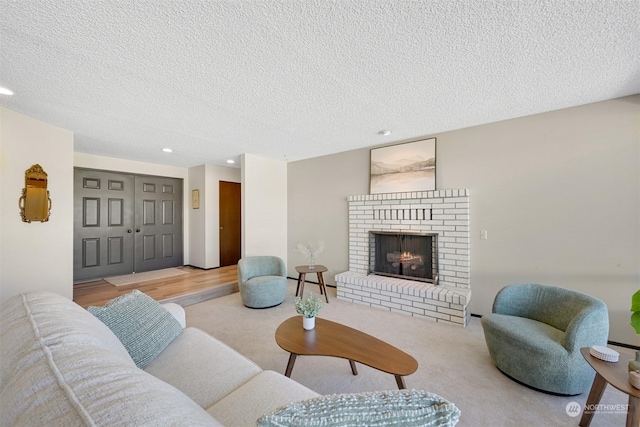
left=336, top=189, right=471, bottom=326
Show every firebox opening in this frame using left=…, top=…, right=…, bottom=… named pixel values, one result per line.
left=369, top=231, right=439, bottom=284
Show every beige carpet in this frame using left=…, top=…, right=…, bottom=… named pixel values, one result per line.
left=104, top=268, right=188, bottom=286
left=185, top=280, right=631, bottom=427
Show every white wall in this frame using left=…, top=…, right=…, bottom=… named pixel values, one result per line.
left=241, top=154, right=287, bottom=264
left=188, top=165, right=207, bottom=268
left=287, top=95, right=640, bottom=346
left=288, top=149, right=368, bottom=280
left=74, top=152, right=191, bottom=264
left=0, top=107, right=74, bottom=303
left=188, top=164, right=241, bottom=269
left=439, top=95, right=639, bottom=346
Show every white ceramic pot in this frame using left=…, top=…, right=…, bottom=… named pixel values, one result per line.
left=303, top=316, right=315, bottom=330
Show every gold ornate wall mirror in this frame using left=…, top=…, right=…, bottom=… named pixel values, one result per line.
left=19, top=164, right=51, bottom=223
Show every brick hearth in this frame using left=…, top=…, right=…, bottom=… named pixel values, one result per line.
left=336, top=189, right=471, bottom=326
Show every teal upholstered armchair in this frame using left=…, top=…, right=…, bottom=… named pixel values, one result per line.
left=237, top=256, right=287, bottom=308
left=481, top=283, right=609, bottom=395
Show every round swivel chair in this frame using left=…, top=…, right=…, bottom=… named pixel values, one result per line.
left=481, top=283, right=609, bottom=395
left=237, top=256, right=287, bottom=308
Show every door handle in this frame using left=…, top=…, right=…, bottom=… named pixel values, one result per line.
left=136, top=229, right=141, bottom=233
left=127, top=229, right=132, bottom=233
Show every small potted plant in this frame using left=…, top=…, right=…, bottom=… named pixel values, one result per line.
left=295, top=293, right=323, bottom=330
left=631, top=290, right=640, bottom=335
left=629, top=290, right=640, bottom=386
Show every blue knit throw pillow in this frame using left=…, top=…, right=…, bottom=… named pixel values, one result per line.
left=88, top=290, right=182, bottom=369
left=257, top=389, right=461, bottom=427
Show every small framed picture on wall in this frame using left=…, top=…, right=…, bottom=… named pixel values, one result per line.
left=192, top=189, right=200, bottom=209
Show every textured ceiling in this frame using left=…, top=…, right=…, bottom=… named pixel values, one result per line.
left=1, top=1, right=639, bottom=168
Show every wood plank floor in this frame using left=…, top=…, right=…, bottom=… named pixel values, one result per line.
left=73, top=265, right=238, bottom=309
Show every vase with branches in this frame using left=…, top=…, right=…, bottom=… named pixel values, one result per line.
left=295, top=241, right=324, bottom=270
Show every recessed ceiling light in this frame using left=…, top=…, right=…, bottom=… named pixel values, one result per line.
left=0, top=87, right=14, bottom=96
left=226, top=159, right=235, bottom=164
left=162, top=148, right=173, bottom=153
left=378, top=129, right=392, bottom=136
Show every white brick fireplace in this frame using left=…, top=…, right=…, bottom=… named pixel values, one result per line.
left=335, top=189, right=471, bottom=326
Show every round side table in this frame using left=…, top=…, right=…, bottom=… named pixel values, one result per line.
left=295, top=265, right=329, bottom=303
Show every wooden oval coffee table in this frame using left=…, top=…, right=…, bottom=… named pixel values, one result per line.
left=275, top=316, right=418, bottom=389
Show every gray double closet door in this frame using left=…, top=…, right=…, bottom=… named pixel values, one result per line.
left=74, top=168, right=183, bottom=282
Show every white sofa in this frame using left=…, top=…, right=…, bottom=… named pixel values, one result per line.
left=0, top=291, right=319, bottom=426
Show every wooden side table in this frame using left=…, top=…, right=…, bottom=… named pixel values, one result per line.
left=295, top=265, right=329, bottom=303
left=579, top=347, right=640, bottom=427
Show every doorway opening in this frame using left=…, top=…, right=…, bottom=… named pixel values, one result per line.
left=219, top=181, right=241, bottom=267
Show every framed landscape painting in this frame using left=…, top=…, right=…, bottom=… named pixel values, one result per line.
left=370, top=138, right=436, bottom=194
